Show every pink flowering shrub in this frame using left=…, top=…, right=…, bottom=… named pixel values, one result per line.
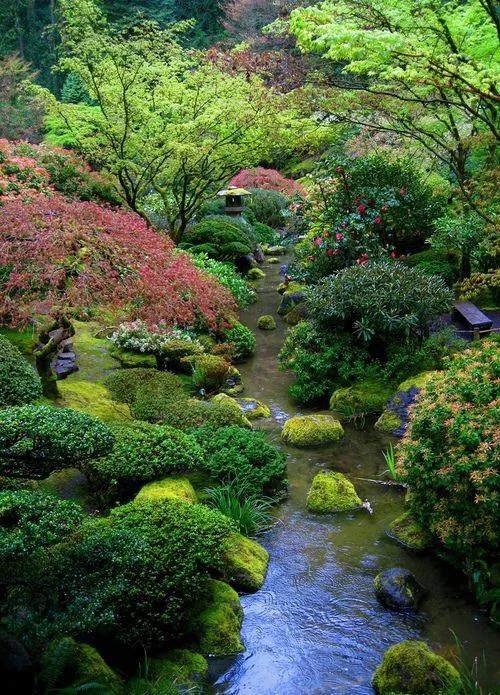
left=230, top=168, right=305, bottom=197
left=0, top=192, right=235, bottom=329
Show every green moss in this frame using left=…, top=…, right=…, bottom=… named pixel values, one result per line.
left=282, top=304, right=306, bottom=326
left=282, top=414, right=344, bottom=448
left=41, top=637, right=123, bottom=694
left=247, top=267, right=265, bottom=280
left=146, top=649, right=207, bottom=692
left=329, top=380, right=393, bottom=420
left=306, top=471, right=362, bottom=514
left=387, top=512, right=432, bottom=552
left=372, top=640, right=462, bottom=694
left=397, top=370, right=439, bottom=393
left=237, top=397, right=271, bottom=420
left=267, top=256, right=280, bottom=264
left=277, top=281, right=305, bottom=295
left=0, top=327, right=38, bottom=355
left=38, top=467, right=89, bottom=507
left=56, top=380, right=132, bottom=422
left=220, top=531, right=269, bottom=592
left=375, top=409, right=402, bottom=433
left=257, top=314, right=277, bottom=330
left=108, top=346, right=157, bottom=368
left=188, top=579, right=244, bottom=657
left=134, top=477, right=197, bottom=504
left=69, top=320, right=118, bottom=382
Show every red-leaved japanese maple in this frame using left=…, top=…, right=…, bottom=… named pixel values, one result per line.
left=0, top=193, right=236, bottom=330
left=230, top=168, right=305, bottom=197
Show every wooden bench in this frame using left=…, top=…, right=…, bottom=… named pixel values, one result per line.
left=453, top=301, right=492, bottom=338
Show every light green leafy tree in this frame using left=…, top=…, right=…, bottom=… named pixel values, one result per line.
left=36, top=0, right=320, bottom=240
left=290, top=0, right=499, bottom=222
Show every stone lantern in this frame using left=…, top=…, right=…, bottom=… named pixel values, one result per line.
left=217, top=185, right=251, bottom=217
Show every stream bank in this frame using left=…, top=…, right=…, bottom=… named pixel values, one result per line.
left=210, top=256, right=500, bottom=694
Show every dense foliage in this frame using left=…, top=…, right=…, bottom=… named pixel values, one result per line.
left=183, top=216, right=256, bottom=262
left=0, top=192, right=235, bottom=329
left=144, top=398, right=250, bottom=431
left=230, top=168, right=305, bottom=197
left=195, top=425, right=288, bottom=496
left=398, top=341, right=499, bottom=611
left=0, top=334, right=42, bottom=406
left=190, top=253, right=256, bottom=308
left=245, top=188, right=289, bottom=228
left=223, top=322, right=256, bottom=362
left=0, top=405, right=114, bottom=478
left=4, top=499, right=233, bottom=651
left=82, top=422, right=204, bottom=502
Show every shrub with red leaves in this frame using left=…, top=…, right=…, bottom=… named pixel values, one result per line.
left=0, top=193, right=235, bottom=330
left=230, top=167, right=305, bottom=197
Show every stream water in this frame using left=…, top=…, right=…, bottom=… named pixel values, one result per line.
left=209, top=257, right=500, bottom=694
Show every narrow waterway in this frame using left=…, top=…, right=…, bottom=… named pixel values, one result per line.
left=210, top=257, right=500, bottom=694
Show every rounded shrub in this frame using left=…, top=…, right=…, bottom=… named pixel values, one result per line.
left=190, top=355, right=231, bottom=393
left=398, top=340, right=499, bottom=602
left=246, top=188, right=288, bottom=228
left=0, top=490, right=84, bottom=564
left=4, top=500, right=234, bottom=651
left=105, top=368, right=160, bottom=405
left=257, top=315, right=276, bottom=331
left=0, top=335, right=42, bottom=406
left=194, top=425, right=287, bottom=496
left=145, top=399, right=250, bottom=431
left=0, top=405, right=115, bottom=479
left=81, top=422, right=205, bottom=502
left=223, top=322, right=256, bottom=361
left=131, top=372, right=186, bottom=421
left=183, top=217, right=255, bottom=261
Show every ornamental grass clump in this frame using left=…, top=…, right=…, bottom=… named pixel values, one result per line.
left=397, top=340, right=499, bottom=610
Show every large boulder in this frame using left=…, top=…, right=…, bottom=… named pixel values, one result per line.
left=220, top=531, right=269, bottom=592
left=141, top=650, right=207, bottom=694
left=282, top=414, right=344, bottom=448
left=386, top=512, right=432, bottom=552
left=330, top=380, right=393, bottom=421
left=372, top=640, right=462, bottom=694
left=277, top=290, right=306, bottom=316
left=306, top=471, right=362, bottom=514
left=375, top=371, right=440, bottom=436
left=237, top=397, right=271, bottom=420
left=40, top=637, right=123, bottom=694
left=188, top=580, right=244, bottom=657
left=134, top=477, right=198, bottom=504
left=374, top=568, right=425, bottom=610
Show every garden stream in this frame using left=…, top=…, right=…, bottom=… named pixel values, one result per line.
left=209, top=256, right=500, bottom=694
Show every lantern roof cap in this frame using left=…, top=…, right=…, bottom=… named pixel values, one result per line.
left=217, top=185, right=251, bottom=197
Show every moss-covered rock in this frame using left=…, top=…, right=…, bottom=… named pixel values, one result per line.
left=277, top=281, right=305, bottom=295
left=329, top=380, right=393, bottom=420
left=56, top=380, right=132, bottom=422
left=264, top=245, right=286, bottom=256
left=134, top=477, right=197, bottom=504
left=40, top=637, right=123, bottom=694
left=397, top=371, right=440, bottom=393
left=374, top=409, right=402, bottom=433
left=372, top=640, right=462, bottom=694
left=145, top=649, right=208, bottom=693
left=237, top=397, right=271, bottom=420
left=282, top=303, right=308, bottom=326
left=306, top=471, right=362, bottom=514
left=38, top=468, right=89, bottom=507
left=267, top=256, right=280, bottom=264
left=188, top=580, right=244, bottom=657
left=374, top=568, right=425, bottom=610
left=257, top=314, right=277, bottom=331
left=386, top=511, right=433, bottom=552
left=247, top=267, right=265, bottom=281
left=108, top=346, right=157, bottom=369
left=220, top=531, right=269, bottom=592
left=282, top=414, right=344, bottom=448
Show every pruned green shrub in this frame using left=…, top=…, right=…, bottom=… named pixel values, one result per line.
left=0, top=335, right=42, bottom=406
left=3, top=500, right=234, bottom=651
left=0, top=405, right=114, bottom=479
left=0, top=490, right=84, bottom=567
left=194, top=425, right=287, bottom=496
left=183, top=217, right=255, bottom=261
left=246, top=188, right=288, bottom=228
left=190, top=354, right=231, bottom=393
left=131, top=372, right=186, bottom=421
left=145, top=399, right=250, bottom=431
left=81, top=422, right=204, bottom=502
left=105, top=368, right=160, bottom=405
left=223, top=322, right=256, bottom=362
